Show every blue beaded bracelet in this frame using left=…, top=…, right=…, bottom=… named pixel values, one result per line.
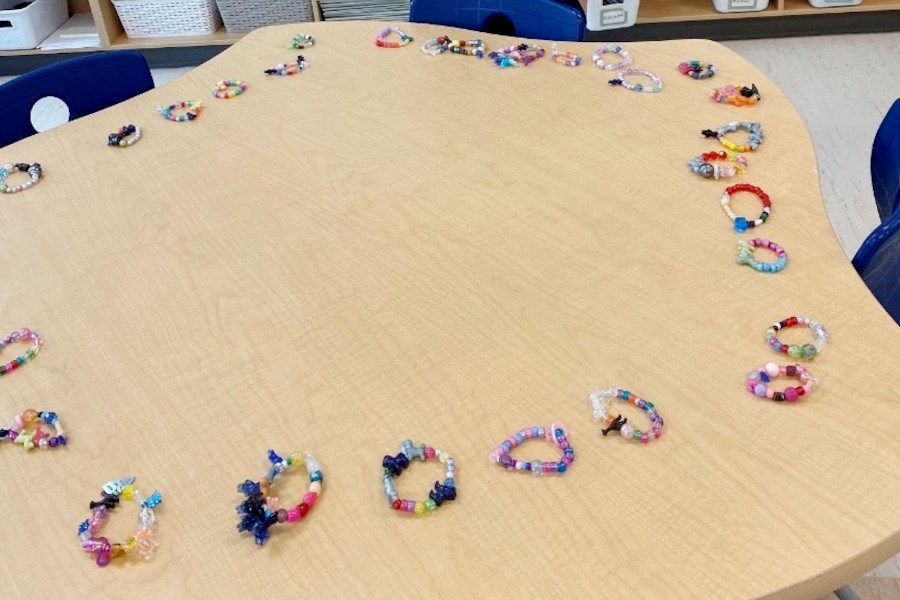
left=489, top=424, right=574, bottom=475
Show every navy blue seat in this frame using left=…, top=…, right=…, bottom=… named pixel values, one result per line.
left=0, top=50, right=154, bottom=148
left=410, top=0, right=585, bottom=42
left=852, top=204, right=900, bottom=324
left=871, top=98, right=900, bottom=221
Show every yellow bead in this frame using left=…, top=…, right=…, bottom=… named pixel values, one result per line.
left=124, top=536, right=138, bottom=551
left=121, top=484, right=134, bottom=500
left=414, top=502, right=425, bottom=514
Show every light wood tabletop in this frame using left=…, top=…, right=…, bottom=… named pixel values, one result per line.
left=1, top=21, right=898, bottom=600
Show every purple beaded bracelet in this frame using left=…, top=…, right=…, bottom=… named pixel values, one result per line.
left=489, top=424, right=574, bottom=475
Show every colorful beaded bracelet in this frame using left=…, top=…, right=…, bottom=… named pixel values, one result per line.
left=265, top=55, right=308, bottom=76
left=0, top=327, right=42, bottom=375
left=592, top=44, right=632, bottom=71
left=290, top=33, right=314, bottom=49
left=747, top=362, right=818, bottom=402
left=78, top=477, right=161, bottom=567
left=383, top=439, right=456, bottom=515
left=446, top=36, right=485, bottom=57
left=213, top=80, right=247, bottom=99
left=551, top=43, right=581, bottom=67
left=702, top=121, right=764, bottom=152
left=765, top=316, right=828, bottom=360
left=737, top=238, right=788, bottom=273
left=609, top=69, right=663, bottom=93
left=589, top=388, right=664, bottom=444
left=0, top=162, right=42, bottom=194
left=374, top=26, right=412, bottom=48
left=421, top=36, right=448, bottom=56
left=107, top=124, right=141, bottom=147
left=489, top=43, right=545, bottom=68
left=158, top=100, right=202, bottom=122
left=236, top=450, right=323, bottom=546
left=678, top=60, right=716, bottom=79
left=688, top=150, right=748, bottom=179
left=489, top=424, right=574, bottom=475
left=711, top=83, right=760, bottom=106
left=721, top=183, right=771, bottom=232
left=1, top=409, right=66, bottom=450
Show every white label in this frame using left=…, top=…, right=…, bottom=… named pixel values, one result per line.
left=728, top=0, right=757, bottom=8
left=600, top=8, right=627, bottom=25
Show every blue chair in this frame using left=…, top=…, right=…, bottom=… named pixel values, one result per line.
left=870, top=98, right=900, bottom=221
left=852, top=203, right=900, bottom=324
left=0, top=50, right=154, bottom=148
left=410, top=0, right=586, bottom=42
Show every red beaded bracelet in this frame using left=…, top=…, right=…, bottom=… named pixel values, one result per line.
left=720, top=183, right=771, bottom=232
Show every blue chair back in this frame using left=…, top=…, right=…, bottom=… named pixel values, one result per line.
left=410, top=0, right=585, bottom=42
left=0, top=50, right=154, bottom=148
left=852, top=204, right=900, bottom=324
left=871, top=98, right=900, bottom=221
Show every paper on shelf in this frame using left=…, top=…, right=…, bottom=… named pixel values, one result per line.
left=38, top=13, right=100, bottom=50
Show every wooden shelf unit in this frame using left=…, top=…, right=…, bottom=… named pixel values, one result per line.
left=637, top=0, right=900, bottom=23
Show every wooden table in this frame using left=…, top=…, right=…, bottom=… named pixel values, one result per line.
left=2, top=21, right=898, bottom=600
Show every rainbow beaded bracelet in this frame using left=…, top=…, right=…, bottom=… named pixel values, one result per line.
left=765, top=316, right=828, bottom=360
left=265, top=56, right=308, bottom=76
left=1, top=409, right=66, bottom=450
left=489, top=43, right=545, bottom=67
left=688, top=150, right=748, bottom=180
left=592, top=44, right=632, bottom=71
left=589, top=388, right=664, bottom=444
left=702, top=121, right=764, bottom=152
left=0, top=327, right=42, bottom=375
left=383, top=439, right=456, bottom=515
left=737, top=238, right=788, bottom=273
left=236, top=450, right=323, bottom=546
left=78, top=477, right=161, bottom=567
left=158, top=100, right=201, bottom=122
left=489, top=424, right=574, bottom=475
left=213, top=80, right=247, bottom=99
left=678, top=60, right=716, bottom=79
left=551, top=43, right=581, bottom=67
left=721, top=183, right=771, bottom=232
left=0, top=162, right=42, bottom=194
left=374, top=26, right=412, bottom=48
left=747, top=362, right=818, bottom=402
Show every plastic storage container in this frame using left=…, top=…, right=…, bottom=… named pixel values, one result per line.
left=807, top=0, right=861, bottom=6
left=215, top=0, right=313, bottom=34
left=712, top=0, right=769, bottom=12
left=585, top=0, right=639, bottom=31
left=111, top=0, right=222, bottom=38
left=0, top=0, right=68, bottom=50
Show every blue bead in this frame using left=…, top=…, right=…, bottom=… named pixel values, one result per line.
left=734, top=217, right=748, bottom=232
left=634, top=83, right=643, bottom=92
left=78, top=519, right=89, bottom=534
left=58, top=435, right=66, bottom=445
left=531, top=426, right=541, bottom=437
left=267, top=449, right=283, bottom=464
left=759, top=371, right=770, bottom=383
left=773, top=342, right=782, bottom=351
left=310, top=470, right=323, bottom=483
left=557, top=463, right=566, bottom=473
left=622, top=390, right=630, bottom=400
left=555, top=428, right=563, bottom=437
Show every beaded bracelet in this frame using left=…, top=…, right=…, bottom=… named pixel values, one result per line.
left=446, top=36, right=485, bottom=57
left=374, top=26, right=412, bottom=48
left=158, top=100, right=202, bottom=122
left=1, top=409, right=66, bottom=450
left=107, top=124, right=141, bottom=147
left=0, top=162, right=42, bottom=194
left=711, top=83, right=760, bottom=106
left=489, top=43, right=545, bottom=68
left=747, top=362, right=818, bottom=402
left=765, top=316, right=828, bottom=360
left=589, top=388, right=664, bottom=444
left=265, top=55, right=308, bottom=76
left=737, top=238, right=788, bottom=273
left=721, top=183, right=771, bottom=232
left=212, top=80, right=247, bottom=99
left=592, top=44, right=632, bottom=71
left=702, top=121, right=764, bottom=152
left=489, top=424, right=574, bottom=475
left=236, top=450, right=323, bottom=546
left=0, top=327, right=42, bottom=375
left=678, top=60, right=716, bottom=79
left=421, top=36, right=448, bottom=56
left=383, top=439, right=456, bottom=515
left=609, top=69, right=663, bottom=93
left=78, top=477, right=161, bottom=567
left=687, top=150, right=748, bottom=180
left=551, top=43, right=581, bottom=67
left=290, top=33, right=314, bottom=49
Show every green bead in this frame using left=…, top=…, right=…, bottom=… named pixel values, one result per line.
left=788, top=345, right=802, bottom=358
left=633, top=429, right=641, bottom=439
left=424, top=499, right=437, bottom=512
left=801, top=343, right=817, bottom=359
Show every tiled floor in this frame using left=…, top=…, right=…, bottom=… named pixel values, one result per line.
left=1, top=34, right=897, bottom=597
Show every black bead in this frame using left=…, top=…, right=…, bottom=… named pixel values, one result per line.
left=773, top=392, right=785, bottom=402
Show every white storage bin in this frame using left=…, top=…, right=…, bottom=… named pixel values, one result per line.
left=807, top=0, right=861, bottom=6
left=0, top=0, right=68, bottom=50
left=712, top=0, right=769, bottom=13
left=111, top=0, right=222, bottom=39
left=586, top=0, right=639, bottom=31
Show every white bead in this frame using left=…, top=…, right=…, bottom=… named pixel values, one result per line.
left=764, top=362, right=779, bottom=377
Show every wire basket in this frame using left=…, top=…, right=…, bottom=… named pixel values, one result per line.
left=112, top=0, right=223, bottom=38
left=215, top=0, right=313, bottom=33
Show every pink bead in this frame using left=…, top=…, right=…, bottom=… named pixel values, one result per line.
left=784, top=387, right=799, bottom=402
left=286, top=508, right=300, bottom=522
left=543, top=462, right=555, bottom=473
left=303, top=492, right=317, bottom=507
left=640, top=433, right=650, bottom=444
left=653, top=427, right=662, bottom=438
left=424, top=447, right=436, bottom=459
left=620, top=424, right=634, bottom=439
left=764, top=362, right=779, bottom=378
left=765, top=388, right=775, bottom=399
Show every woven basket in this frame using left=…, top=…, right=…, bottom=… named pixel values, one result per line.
left=215, top=0, right=313, bottom=33
left=112, top=0, right=223, bottom=38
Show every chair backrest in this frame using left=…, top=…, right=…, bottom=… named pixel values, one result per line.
left=852, top=203, right=900, bottom=324
left=870, top=98, right=900, bottom=222
left=0, top=50, right=154, bottom=148
left=410, top=0, right=585, bottom=42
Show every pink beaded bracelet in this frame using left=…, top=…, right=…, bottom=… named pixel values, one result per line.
left=747, top=362, right=818, bottom=402
left=589, top=388, right=664, bottom=444
left=489, top=424, right=574, bottom=475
